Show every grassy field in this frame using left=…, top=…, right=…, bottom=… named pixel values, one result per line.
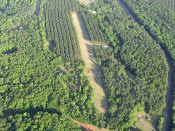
left=132, top=112, right=157, bottom=131
left=72, top=11, right=108, bottom=113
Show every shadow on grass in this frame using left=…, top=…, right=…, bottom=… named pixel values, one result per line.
left=76, top=11, right=90, bottom=40
left=86, top=44, right=108, bottom=112
left=3, top=47, right=17, bottom=54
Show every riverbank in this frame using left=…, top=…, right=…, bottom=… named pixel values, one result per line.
left=118, top=0, right=175, bottom=130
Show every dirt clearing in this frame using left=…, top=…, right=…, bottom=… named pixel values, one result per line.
left=69, top=118, right=109, bottom=131
left=79, top=0, right=95, bottom=5
left=72, top=12, right=108, bottom=113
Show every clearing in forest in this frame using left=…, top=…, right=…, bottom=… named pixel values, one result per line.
left=79, top=0, right=95, bottom=5
left=132, top=112, right=157, bottom=131
left=72, top=12, right=108, bottom=113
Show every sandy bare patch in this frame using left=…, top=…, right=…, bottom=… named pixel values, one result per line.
left=79, top=0, right=95, bottom=5
left=72, top=12, right=108, bottom=113
left=46, top=41, right=50, bottom=46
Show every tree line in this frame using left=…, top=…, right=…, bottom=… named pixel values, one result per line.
left=122, top=0, right=175, bottom=129
left=44, top=0, right=79, bottom=63
left=82, top=0, right=168, bottom=130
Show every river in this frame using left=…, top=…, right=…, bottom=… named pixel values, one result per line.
left=118, top=0, right=175, bottom=130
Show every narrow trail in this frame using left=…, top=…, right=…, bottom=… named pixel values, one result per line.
left=72, top=12, right=108, bottom=113
left=118, top=0, right=175, bottom=130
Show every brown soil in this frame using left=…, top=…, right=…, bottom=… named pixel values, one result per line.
left=70, top=118, right=109, bottom=131
left=72, top=12, right=108, bottom=113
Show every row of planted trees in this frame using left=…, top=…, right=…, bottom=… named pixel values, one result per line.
left=0, top=0, right=172, bottom=130
left=82, top=0, right=169, bottom=130
left=44, top=0, right=80, bottom=63
left=81, top=11, right=108, bottom=43
left=154, top=0, right=175, bottom=11
left=0, top=0, right=106, bottom=130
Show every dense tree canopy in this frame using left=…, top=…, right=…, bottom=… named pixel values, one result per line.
left=0, top=0, right=37, bottom=17
left=44, top=0, right=79, bottom=63
left=0, top=0, right=173, bottom=130
left=0, top=0, right=104, bottom=130
left=82, top=0, right=168, bottom=130
left=121, top=0, right=175, bottom=129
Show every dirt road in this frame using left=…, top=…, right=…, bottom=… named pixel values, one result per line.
left=69, top=118, right=109, bottom=131
left=72, top=12, right=108, bottom=113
